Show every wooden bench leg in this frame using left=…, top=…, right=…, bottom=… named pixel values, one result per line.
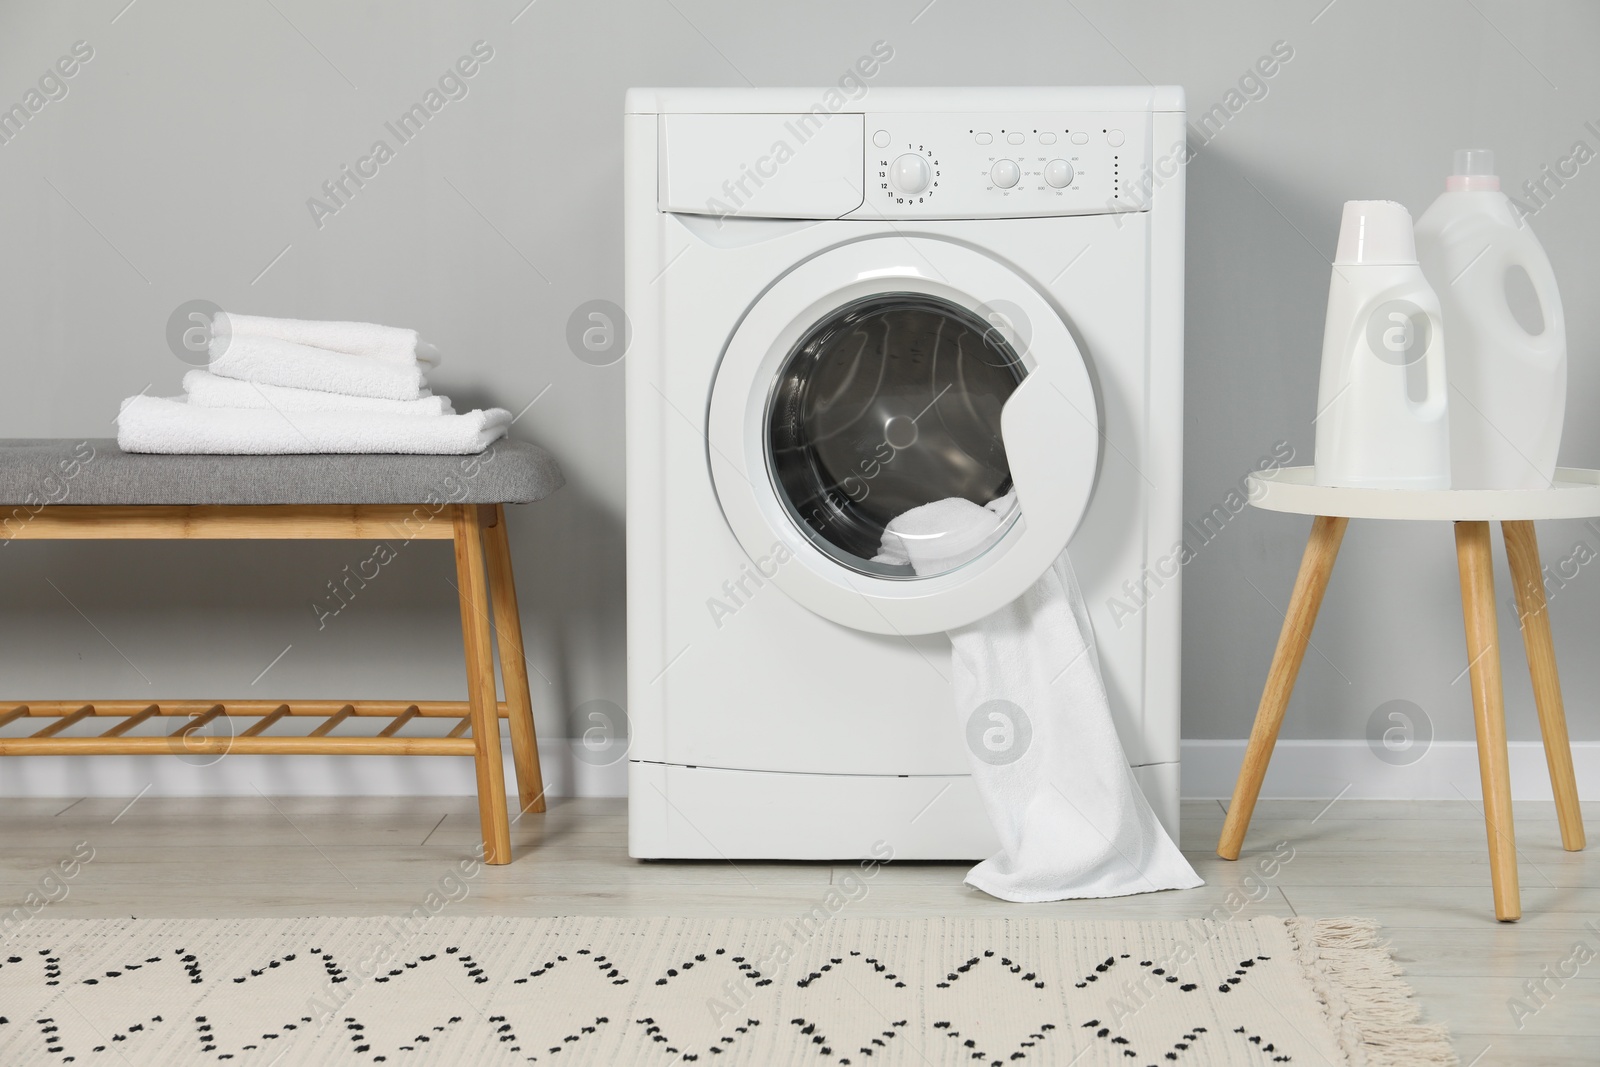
left=454, top=504, right=512, bottom=865
left=1502, top=520, right=1586, bottom=852
left=1456, top=520, right=1521, bottom=921
left=484, top=503, right=546, bottom=817
left=1218, top=514, right=1348, bottom=859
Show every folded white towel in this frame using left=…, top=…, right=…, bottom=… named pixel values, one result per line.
left=182, top=370, right=454, bottom=416
left=209, top=334, right=429, bottom=401
left=215, top=313, right=441, bottom=368
left=886, top=494, right=1202, bottom=902
left=116, top=395, right=509, bottom=455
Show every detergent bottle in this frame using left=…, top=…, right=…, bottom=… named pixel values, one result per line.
left=1416, top=149, right=1567, bottom=489
left=1314, top=200, right=1451, bottom=489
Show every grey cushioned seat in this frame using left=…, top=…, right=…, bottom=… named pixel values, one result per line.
left=0, top=439, right=563, bottom=506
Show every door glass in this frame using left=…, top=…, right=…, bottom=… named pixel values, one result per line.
left=766, top=293, right=1024, bottom=579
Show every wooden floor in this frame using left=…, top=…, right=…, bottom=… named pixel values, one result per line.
left=3, top=795, right=1596, bottom=1065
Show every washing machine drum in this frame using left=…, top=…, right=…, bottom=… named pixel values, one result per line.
left=708, top=237, right=1100, bottom=635
left=768, top=293, right=1023, bottom=579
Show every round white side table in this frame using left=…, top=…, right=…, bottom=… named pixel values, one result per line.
left=1217, top=465, right=1600, bottom=922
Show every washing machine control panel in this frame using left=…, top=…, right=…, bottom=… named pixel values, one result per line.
left=846, top=112, right=1154, bottom=220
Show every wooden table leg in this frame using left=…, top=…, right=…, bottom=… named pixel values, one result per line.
left=1218, top=514, right=1348, bottom=859
left=455, top=504, right=513, bottom=865
left=1502, top=520, right=1586, bottom=852
left=1456, top=520, right=1521, bottom=921
left=483, top=503, right=547, bottom=817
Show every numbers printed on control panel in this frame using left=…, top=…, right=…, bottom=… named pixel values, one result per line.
left=867, top=118, right=1135, bottom=210
left=880, top=145, right=940, bottom=204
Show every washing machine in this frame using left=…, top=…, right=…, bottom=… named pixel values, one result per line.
left=624, top=86, right=1186, bottom=859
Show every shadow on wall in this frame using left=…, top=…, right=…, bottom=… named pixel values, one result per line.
left=502, top=460, right=626, bottom=778
left=1178, top=143, right=1341, bottom=740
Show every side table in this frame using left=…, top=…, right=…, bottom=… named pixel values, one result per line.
left=1216, top=465, right=1599, bottom=921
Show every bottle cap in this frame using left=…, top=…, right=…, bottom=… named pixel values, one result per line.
left=1447, top=148, right=1500, bottom=191
left=1333, top=200, right=1417, bottom=265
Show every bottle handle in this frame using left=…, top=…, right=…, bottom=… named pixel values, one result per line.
left=1506, top=243, right=1567, bottom=351
left=1415, top=307, right=1450, bottom=418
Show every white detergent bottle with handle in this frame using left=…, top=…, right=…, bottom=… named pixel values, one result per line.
left=1314, top=200, right=1451, bottom=489
left=1416, top=149, right=1567, bottom=489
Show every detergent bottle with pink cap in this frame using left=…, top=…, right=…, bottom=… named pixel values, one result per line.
left=1416, top=149, right=1568, bottom=489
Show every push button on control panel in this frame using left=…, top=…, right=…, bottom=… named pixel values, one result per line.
left=1107, top=129, right=1125, bottom=147
left=989, top=158, right=1020, bottom=188
left=1070, top=131, right=1089, bottom=145
left=1038, top=132, right=1057, bottom=145
left=873, top=129, right=891, bottom=148
left=1006, top=132, right=1025, bottom=145
left=974, top=132, right=993, bottom=145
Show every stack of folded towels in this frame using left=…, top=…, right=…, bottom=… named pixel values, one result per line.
left=117, top=313, right=512, bottom=455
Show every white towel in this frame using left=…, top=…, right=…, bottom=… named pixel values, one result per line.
left=116, top=395, right=509, bottom=455
left=215, top=313, right=441, bottom=368
left=873, top=490, right=1017, bottom=570
left=209, top=334, right=429, bottom=401
left=182, top=370, right=454, bottom=416
left=883, top=495, right=1202, bottom=901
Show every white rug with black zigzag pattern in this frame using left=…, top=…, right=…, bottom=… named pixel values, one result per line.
left=0, top=915, right=1455, bottom=1066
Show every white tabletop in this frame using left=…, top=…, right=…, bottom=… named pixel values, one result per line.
left=1246, top=466, right=1600, bottom=521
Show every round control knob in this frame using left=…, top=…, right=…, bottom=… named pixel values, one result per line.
left=990, top=159, right=1020, bottom=189
left=889, top=153, right=931, bottom=194
left=1044, top=159, right=1075, bottom=188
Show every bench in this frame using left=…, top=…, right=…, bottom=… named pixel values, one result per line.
left=0, top=438, right=564, bottom=864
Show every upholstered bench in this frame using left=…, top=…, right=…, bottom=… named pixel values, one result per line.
left=0, top=438, right=564, bottom=864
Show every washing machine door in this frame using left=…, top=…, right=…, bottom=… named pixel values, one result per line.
left=708, top=236, right=1100, bottom=635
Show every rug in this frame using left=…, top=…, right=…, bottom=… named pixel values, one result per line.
left=0, top=915, right=1454, bottom=1066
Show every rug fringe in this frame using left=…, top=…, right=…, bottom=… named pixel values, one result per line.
left=1286, top=917, right=1459, bottom=1067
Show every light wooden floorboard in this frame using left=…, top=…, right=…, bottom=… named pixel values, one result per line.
left=2, top=796, right=1595, bottom=1065
left=1450, top=1034, right=1597, bottom=1067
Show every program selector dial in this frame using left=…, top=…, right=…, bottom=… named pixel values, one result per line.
left=1044, top=159, right=1075, bottom=188
left=989, top=159, right=1020, bottom=188
left=889, top=153, right=932, bottom=194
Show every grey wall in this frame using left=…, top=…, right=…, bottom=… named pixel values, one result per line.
left=1, top=0, right=1595, bottom=776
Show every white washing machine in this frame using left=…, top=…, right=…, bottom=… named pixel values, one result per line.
left=624, top=87, right=1186, bottom=859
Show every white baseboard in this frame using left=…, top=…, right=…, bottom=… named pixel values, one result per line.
left=1181, top=739, right=1600, bottom=802
left=4, top=739, right=1594, bottom=803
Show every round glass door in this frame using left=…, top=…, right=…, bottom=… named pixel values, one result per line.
left=707, top=235, right=1099, bottom=635
left=766, top=293, right=1025, bottom=579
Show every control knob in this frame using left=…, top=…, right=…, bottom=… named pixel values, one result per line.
left=989, top=159, right=1020, bottom=189
left=889, top=153, right=931, bottom=194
